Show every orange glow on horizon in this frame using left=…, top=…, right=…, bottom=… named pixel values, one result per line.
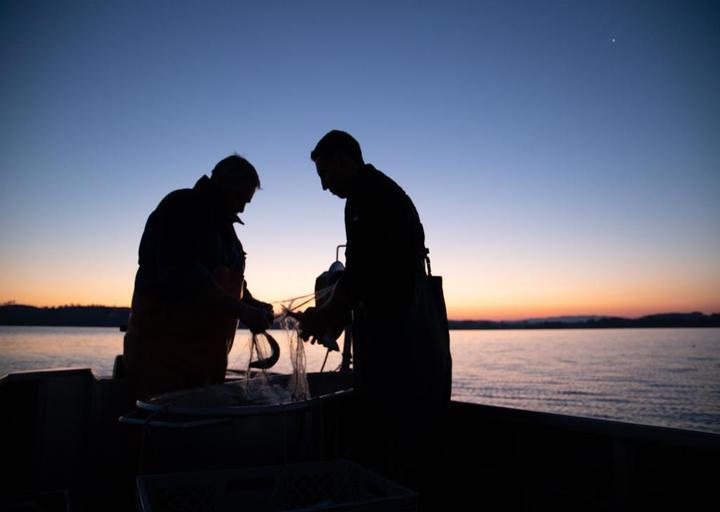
left=2, top=259, right=718, bottom=321
left=446, top=303, right=720, bottom=322
left=4, top=291, right=719, bottom=322
left=445, top=288, right=720, bottom=320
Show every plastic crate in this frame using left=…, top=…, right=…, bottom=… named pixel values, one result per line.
left=136, top=459, right=417, bottom=512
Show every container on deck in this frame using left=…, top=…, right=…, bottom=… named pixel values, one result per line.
left=136, top=459, right=417, bottom=512
left=119, top=372, right=354, bottom=474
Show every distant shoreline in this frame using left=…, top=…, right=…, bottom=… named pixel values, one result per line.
left=0, top=305, right=131, bottom=328
left=1, top=304, right=718, bottom=330
left=449, top=320, right=720, bottom=330
left=449, top=313, right=720, bottom=329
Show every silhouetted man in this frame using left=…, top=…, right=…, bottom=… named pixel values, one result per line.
left=299, top=131, right=451, bottom=499
left=123, top=155, right=273, bottom=399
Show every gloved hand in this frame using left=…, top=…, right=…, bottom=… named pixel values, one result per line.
left=298, top=306, right=327, bottom=341
left=245, top=297, right=275, bottom=326
left=298, top=307, right=344, bottom=351
left=256, top=300, right=275, bottom=325
left=241, top=304, right=273, bottom=334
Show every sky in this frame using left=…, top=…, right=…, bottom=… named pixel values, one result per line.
left=1, top=0, right=718, bottom=320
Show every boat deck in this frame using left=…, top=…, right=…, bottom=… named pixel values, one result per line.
left=2, top=368, right=718, bottom=511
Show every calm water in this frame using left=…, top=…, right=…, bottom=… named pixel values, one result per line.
left=1, top=326, right=719, bottom=434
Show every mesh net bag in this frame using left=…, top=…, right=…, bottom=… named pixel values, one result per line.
left=281, top=313, right=310, bottom=401
left=240, top=332, right=293, bottom=403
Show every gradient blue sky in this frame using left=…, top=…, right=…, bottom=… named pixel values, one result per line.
left=1, top=0, right=718, bottom=319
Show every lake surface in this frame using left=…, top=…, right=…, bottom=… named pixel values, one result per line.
left=1, top=326, right=718, bottom=434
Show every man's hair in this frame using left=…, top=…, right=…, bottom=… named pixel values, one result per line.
left=310, top=130, right=364, bottom=164
left=211, top=154, right=261, bottom=189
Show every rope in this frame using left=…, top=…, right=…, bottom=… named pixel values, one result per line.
left=320, top=348, right=331, bottom=373
left=269, top=285, right=335, bottom=315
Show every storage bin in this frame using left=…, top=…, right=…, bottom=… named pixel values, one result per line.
left=136, top=459, right=417, bottom=512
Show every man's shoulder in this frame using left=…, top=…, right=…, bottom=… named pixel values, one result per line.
left=156, top=187, right=196, bottom=210
left=145, top=187, right=201, bottom=225
left=361, top=165, right=415, bottom=209
left=361, top=165, right=405, bottom=196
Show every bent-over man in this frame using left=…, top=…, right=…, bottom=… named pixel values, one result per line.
left=299, top=131, right=452, bottom=501
left=123, top=155, right=272, bottom=399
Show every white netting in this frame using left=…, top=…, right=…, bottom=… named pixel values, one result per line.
left=196, top=281, right=342, bottom=406
left=281, top=313, right=310, bottom=401
left=241, top=332, right=292, bottom=403
left=144, top=285, right=346, bottom=408
left=238, top=284, right=336, bottom=403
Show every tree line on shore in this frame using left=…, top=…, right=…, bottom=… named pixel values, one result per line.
left=0, top=304, right=131, bottom=327
left=450, top=312, right=720, bottom=329
left=1, top=303, right=718, bottom=329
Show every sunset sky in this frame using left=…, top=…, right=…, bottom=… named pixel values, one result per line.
left=1, top=0, right=718, bottom=320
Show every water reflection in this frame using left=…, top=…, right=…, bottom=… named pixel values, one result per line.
left=1, top=326, right=719, bottom=433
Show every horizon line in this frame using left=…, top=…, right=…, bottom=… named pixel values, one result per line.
left=2, top=302, right=717, bottom=323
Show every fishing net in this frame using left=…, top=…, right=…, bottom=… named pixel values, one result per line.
left=236, top=324, right=309, bottom=403
left=280, top=311, right=310, bottom=401
left=240, top=332, right=292, bottom=403
left=206, top=278, right=343, bottom=407
left=145, top=284, right=345, bottom=408
left=143, top=377, right=292, bottom=408
left=237, top=284, right=336, bottom=403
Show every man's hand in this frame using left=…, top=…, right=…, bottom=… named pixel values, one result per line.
left=296, top=308, right=339, bottom=351
left=245, top=297, right=275, bottom=326
left=298, top=306, right=327, bottom=341
left=239, top=304, right=272, bottom=334
left=257, top=300, right=275, bottom=325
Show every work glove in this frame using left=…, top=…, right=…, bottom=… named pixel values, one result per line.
left=245, top=297, right=275, bottom=326
left=242, top=305, right=273, bottom=334
left=257, top=300, right=275, bottom=325
left=298, top=306, right=326, bottom=341
left=298, top=307, right=341, bottom=351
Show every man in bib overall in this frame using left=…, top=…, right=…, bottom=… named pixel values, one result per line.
left=299, top=131, right=452, bottom=503
left=123, top=155, right=273, bottom=400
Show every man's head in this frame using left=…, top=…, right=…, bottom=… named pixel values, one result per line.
left=210, top=154, right=260, bottom=215
left=311, top=130, right=364, bottom=199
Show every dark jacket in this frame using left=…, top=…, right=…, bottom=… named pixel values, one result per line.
left=334, top=165, right=450, bottom=491
left=133, top=175, right=253, bottom=304
left=336, top=165, right=429, bottom=397
left=338, top=164, right=426, bottom=318
left=123, top=176, right=251, bottom=398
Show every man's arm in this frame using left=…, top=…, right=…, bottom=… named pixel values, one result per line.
left=150, top=198, right=270, bottom=332
left=297, top=279, right=353, bottom=342
left=196, top=279, right=271, bottom=333
left=241, top=282, right=275, bottom=325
